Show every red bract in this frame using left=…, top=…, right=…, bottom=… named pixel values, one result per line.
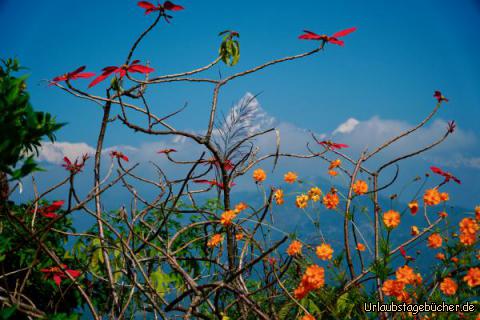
left=299, top=27, right=356, bottom=46
left=137, top=1, right=183, bottom=21
left=201, top=158, right=234, bottom=171
left=89, top=60, right=154, bottom=88
left=110, top=151, right=129, bottom=162
left=433, top=91, right=448, bottom=103
left=62, top=154, right=89, bottom=174
left=50, top=66, right=95, bottom=85
left=36, top=200, right=65, bottom=219
left=157, top=148, right=177, bottom=154
left=40, top=264, right=81, bottom=287
left=430, top=166, right=461, bottom=184
left=193, top=179, right=236, bottom=190
left=399, top=246, right=414, bottom=261
left=318, top=140, right=350, bottom=150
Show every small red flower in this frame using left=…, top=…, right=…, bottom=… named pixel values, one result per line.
left=62, top=154, right=89, bottom=174
left=299, top=27, right=357, bottom=46
left=433, top=91, right=448, bottom=103
left=430, top=166, right=461, bottom=184
left=110, top=151, right=129, bottom=162
left=318, top=140, right=350, bottom=150
left=89, top=60, right=154, bottom=88
left=36, top=200, right=65, bottom=219
left=157, top=148, right=177, bottom=154
left=50, top=66, right=95, bottom=85
left=40, top=264, right=81, bottom=287
left=137, top=1, right=183, bottom=21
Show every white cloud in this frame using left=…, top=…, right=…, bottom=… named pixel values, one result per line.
left=38, top=141, right=96, bottom=164
left=333, top=118, right=359, bottom=135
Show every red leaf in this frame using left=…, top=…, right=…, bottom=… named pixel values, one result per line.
left=138, top=1, right=156, bottom=11
left=399, top=246, right=407, bottom=258
left=66, top=269, right=81, bottom=278
left=72, top=72, right=95, bottom=79
left=298, top=30, right=322, bottom=40
left=163, top=1, right=184, bottom=11
left=158, top=148, right=177, bottom=154
left=328, top=38, right=345, bottom=46
left=332, top=27, right=357, bottom=38
left=128, top=64, right=155, bottom=74
left=88, top=71, right=114, bottom=88
left=53, top=274, right=63, bottom=287
left=69, top=66, right=86, bottom=76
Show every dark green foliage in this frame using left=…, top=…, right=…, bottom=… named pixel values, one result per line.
left=0, top=58, right=64, bottom=180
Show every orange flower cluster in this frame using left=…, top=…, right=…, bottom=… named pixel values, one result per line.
left=286, top=240, right=303, bottom=256
left=382, top=265, right=422, bottom=302
left=308, top=187, right=322, bottom=202
left=274, top=189, right=284, bottom=205
left=463, top=267, right=480, bottom=287
left=328, top=159, right=341, bottom=177
left=294, top=264, right=325, bottom=300
left=396, top=265, right=422, bottom=285
left=352, top=179, right=368, bottom=195
left=284, top=171, right=298, bottom=184
left=220, top=210, right=237, bottom=226
left=427, top=233, right=443, bottom=249
left=235, top=233, right=244, bottom=240
left=423, top=188, right=442, bottom=206
left=296, top=194, right=309, bottom=209
left=439, top=277, right=457, bottom=296
left=301, top=315, right=315, bottom=320
left=316, top=243, right=334, bottom=261
left=220, top=202, right=248, bottom=226
left=408, top=201, right=419, bottom=215
left=436, top=253, right=445, bottom=260
left=253, top=168, right=266, bottom=182
left=459, top=218, right=479, bottom=246
left=323, top=189, right=339, bottom=210
left=475, top=206, right=480, bottom=221
left=207, top=234, right=223, bottom=248
left=383, top=210, right=401, bottom=229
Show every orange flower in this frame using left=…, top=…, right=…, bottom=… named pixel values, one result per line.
left=383, top=210, right=401, bottom=229
left=356, top=243, right=366, bottom=251
left=295, top=194, right=309, bottom=209
left=382, top=279, right=405, bottom=297
left=459, top=218, right=479, bottom=235
left=323, top=189, right=339, bottom=210
left=440, top=192, right=449, bottom=202
left=475, top=206, right=480, bottom=221
left=220, top=210, right=237, bottom=226
left=235, top=233, right=244, bottom=240
left=328, top=170, right=338, bottom=177
left=274, top=189, right=284, bottom=205
left=463, top=267, right=480, bottom=287
left=408, top=201, right=419, bottom=215
left=427, top=233, right=443, bottom=248
left=423, top=188, right=442, bottom=206
left=252, top=168, right=266, bottom=182
left=438, top=211, right=448, bottom=218
left=329, top=159, right=341, bottom=170
left=459, top=233, right=476, bottom=246
left=286, top=240, right=302, bottom=256
left=439, top=277, right=457, bottom=296
left=207, top=234, right=223, bottom=248
left=316, top=243, right=334, bottom=261
left=396, top=265, right=418, bottom=285
left=450, top=257, right=459, bottom=263
left=307, top=187, right=322, bottom=202
left=411, top=226, right=420, bottom=236
left=352, top=180, right=368, bottom=195
left=294, top=265, right=326, bottom=300
left=234, top=202, right=248, bottom=212
left=284, top=171, right=298, bottom=184
left=301, top=315, right=315, bottom=320
left=436, top=253, right=445, bottom=260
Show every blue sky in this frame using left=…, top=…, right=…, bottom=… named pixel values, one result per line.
left=2, top=0, right=480, bottom=207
